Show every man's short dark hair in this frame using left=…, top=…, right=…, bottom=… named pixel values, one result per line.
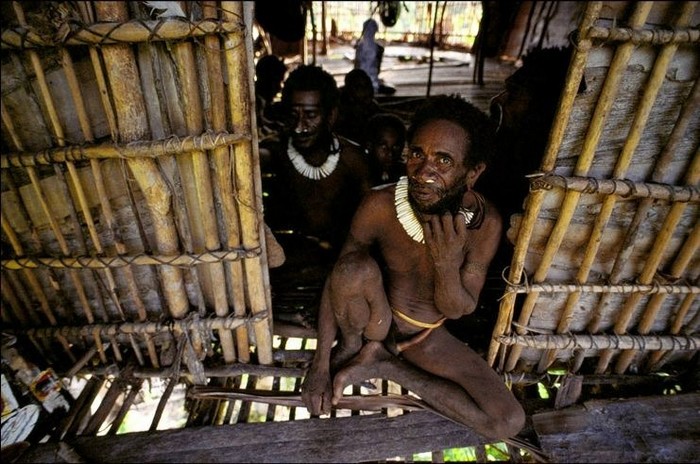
left=407, top=95, right=495, bottom=169
left=281, top=65, right=339, bottom=116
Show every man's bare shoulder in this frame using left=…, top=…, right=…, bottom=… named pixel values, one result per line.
left=358, top=182, right=395, bottom=211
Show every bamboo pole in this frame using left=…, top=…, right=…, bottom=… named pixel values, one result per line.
left=538, top=2, right=696, bottom=373
left=1, top=271, right=30, bottom=326
left=588, top=25, right=700, bottom=44
left=505, top=282, right=698, bottom=295
left=167, top=7, right=235, bottom=363
left=2, top=248, right=260, bottom=270
left=487, top=1, right=601, bottom=369
left=18, top=313, right=267, bottom=340
left=611, top=151, right=700, bottom=374
left=647, top=292, right=698, bottom=370
left=107, top=378, right=144, bottom=435
left=93, top=1, right=189, bottom=320
left=1, top=104, right=74, bottom=361
left=12, top=2, right=100, bottom=330
left=529, top=173, right=699, bottom=202
left=503, top=2, right=653, bottom=373
left=1, top=17, right=244, bottom=49
left=150, top=378, right=178, bottom=432
left=221, top=1, right=273, bottom=365
left=82, top=377, right=125, bottom=436
left=499, top=334, right=699, bottom=351
left=590, top=72, right=700, bottom=374
left=202, top=0, right=250, bottom=363
left=78, top=1, right=159, bottom=367
left=4, top=271, right=43, bottom=326
left=1, top=132, right=249, bottom=167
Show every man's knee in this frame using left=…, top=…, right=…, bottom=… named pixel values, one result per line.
left=331, top=251, right=381, bottom=289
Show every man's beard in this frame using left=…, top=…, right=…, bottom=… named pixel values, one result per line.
left=408, top=177, right=467, bottom=215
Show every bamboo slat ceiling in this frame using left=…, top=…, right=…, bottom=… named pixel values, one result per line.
left=1, top=1, right=274, bottom=376
left=489, top=1, right=700, bottom=376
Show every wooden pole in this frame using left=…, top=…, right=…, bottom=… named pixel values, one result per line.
left=487, top=1, right=602, bottom=368
left=202, top=0, right=251, bottom=363
left=538, top=2, right=697, bottom=373
left=93, top=1, right=189, bottom=321
left=503, top=2, right=652, bottom=373
left=221, top=1, right=274, bottom=365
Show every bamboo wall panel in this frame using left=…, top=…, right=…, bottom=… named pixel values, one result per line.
left=1, top=1, right=273, bottom=375
left=490, top=1, right=700, bottom=375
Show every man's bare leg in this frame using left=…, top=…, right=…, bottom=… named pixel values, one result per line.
left=328, top=251, right=391, bottom=372
left=332, top=334, right=525, bottom=440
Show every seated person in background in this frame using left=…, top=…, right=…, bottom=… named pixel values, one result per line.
left=364, top=112, right=407, bottom=186
left=262, top=65, right=373, bottom=261
left=335, top=69, right=381, bottom=146
left=301, top=95, right=525, bottom=441
left=255, top=54, right=287, bottom=140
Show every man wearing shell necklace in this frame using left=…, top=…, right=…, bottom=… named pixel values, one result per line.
left=264, top=65, right=372, bottom=259
left=302, top=95, right=525, bottom=441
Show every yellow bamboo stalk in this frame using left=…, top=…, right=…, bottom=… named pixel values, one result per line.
left=499, top=334, right=699, bottom=351
left=222, top=1, right=273, bottom=365
left=60, top=42, right=161, bottom=367
left=169, top=19, right=235, bottom=364
left=4, top=270, right=42, bottom=326
left=646, top=292, right=698, bottom=370
left=505, top=2, right=653, bottom=372
left=506, top=282, right=698, bottom=295
left=487, top=2, right=602, bottom=369
left=1, top=17, right=244, bottom=49
left=490, top=1, right=602, bottom=370
left=538, top=2, right=696, bottom=372
left=203, top=0, right=250, bottom=362
left=612, top=151, right=700, bottom=373
left=2, top=248, right=259, bottom=270
left=1, top=215, right=75, bottom=360
left=588, top=25, right=700, bottom=44
left=78, top=1, right=158, bottom=367
left=1, top=272, right=30, bottom=325
left=22, top=313, right=266, bottom=339
left=94, top=1, right=189, bottom=320
left=529, top=174, right=699, bottom=202
left=585, top=76, right=699, bottom=340
left=12, top=2, right=101, bottom=327
left=1, top=132, right=249, bottom=167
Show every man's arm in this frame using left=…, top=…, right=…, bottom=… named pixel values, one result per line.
left=426, top=208, right=502, bottom=319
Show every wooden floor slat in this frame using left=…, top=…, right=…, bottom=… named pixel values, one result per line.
left=533, top=392, right=700, bottom=463
left=17, top=411, right=485, bottom=463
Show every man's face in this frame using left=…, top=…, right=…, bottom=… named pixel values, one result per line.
left=405, top=119, right=482, bottom=215
left=289, top=90, right=326, bottom=150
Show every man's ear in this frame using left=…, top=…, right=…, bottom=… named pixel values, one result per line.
left=327, top=107, right=338, bottom=128
left=467, top=162, right=486, bottom=189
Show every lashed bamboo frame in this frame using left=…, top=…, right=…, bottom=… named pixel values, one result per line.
left=488, top=1, right=699, bottom=375
left=1, top=1, right=274, bottom=373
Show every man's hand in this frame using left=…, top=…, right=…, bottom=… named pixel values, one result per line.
left=301, top=367, right=333, bottom=416
left=424, top=212, right=468, bottom=268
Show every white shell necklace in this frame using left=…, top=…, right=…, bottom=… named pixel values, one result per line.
left=394, top=176, right=475, bottom=244
left=287, top=136, right=340, bottom=180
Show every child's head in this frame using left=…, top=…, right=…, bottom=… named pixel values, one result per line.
left=366, top=113, right=407, bottom=170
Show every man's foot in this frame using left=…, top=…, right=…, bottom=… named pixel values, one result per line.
left=332, top=341, right=396, bottom=402
left=330, top=337, right=363, bottom=373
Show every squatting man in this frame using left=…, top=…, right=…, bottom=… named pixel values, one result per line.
left=301, top=95, right=525, bottom=440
